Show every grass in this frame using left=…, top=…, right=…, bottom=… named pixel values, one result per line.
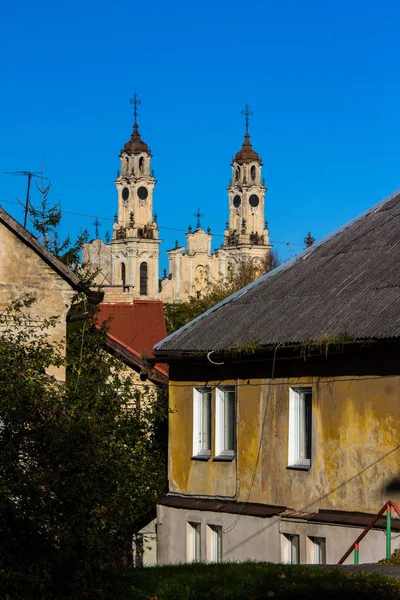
left=116, top=561, right=400, bottom=600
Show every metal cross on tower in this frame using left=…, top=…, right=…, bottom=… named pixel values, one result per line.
left=93, top=217, right=101, bottom=239
left=129, top=92, right=141, bottom=125
left=241, top=104, right=253, bottom=134
left=193, top=209, right=204, bottom=229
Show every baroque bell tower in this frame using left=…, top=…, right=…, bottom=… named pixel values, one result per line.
left=223, top=105, right=271, bottom=271
left=110, top=94, right=161, bottom=298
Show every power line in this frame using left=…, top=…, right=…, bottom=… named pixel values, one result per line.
left=0, top=197, right=306, bottom=248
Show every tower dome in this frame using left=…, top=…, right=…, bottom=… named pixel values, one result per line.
left=120, top=123, right=151, bottom=156
left=234, top=133, right=260, bottom=165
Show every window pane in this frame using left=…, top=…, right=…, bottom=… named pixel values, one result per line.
left=194, top=524, right=201, bottom=561
left=305, top=393, right=312, bottom=460
left=201, top=392, right=211, bottom=451
left=216, top=527, right=222, bottom=562
left=223, top=391, right=234, bottom=451
left=290, top=535, right=299, bottom=564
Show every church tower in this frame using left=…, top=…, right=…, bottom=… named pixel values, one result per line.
left=110, top=94, right=161, bottom=298
left=223, top=105, right=270, bottom=272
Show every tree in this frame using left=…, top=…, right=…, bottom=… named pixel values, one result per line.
left=164, top=250, right=280, bottom=335
left=304, top=232, right=315, bottom=248
left=0, top=300, right=167, bottom=599
left=29, top=177, right=89, bottom=268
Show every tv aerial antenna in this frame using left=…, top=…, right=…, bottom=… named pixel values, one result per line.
left=4, top=170, right=49, bottom=228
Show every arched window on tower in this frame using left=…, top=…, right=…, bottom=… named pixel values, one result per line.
left=235, top=166, right=240, bottom=182
left=124, top=156, right=129, bottom=175
left=251, top=165, right=256, bottom=181
left=139, top=156, right=144, bottom=173
left=121, top=263, right=126, bottom=288
left=140, top=262, right=148, bottom=296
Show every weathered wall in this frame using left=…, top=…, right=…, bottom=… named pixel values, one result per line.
left=0, top=223, right=75, bottom=380
left=280, top=518, right=398, bottom=565
left=157, top=505, right=281, bottom=565
left=168, top=372, right=400, bottom=515
left=157, top=505, right=396, bottom=565
left=82, top=239, right=112, bottom=284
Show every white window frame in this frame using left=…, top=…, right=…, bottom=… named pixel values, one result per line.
left=215, top=386, right=235, bottom=458
left=186, top=521, right=201, bottom=562
left=288, top=387, right=312, bottom=469
left=281, top=533, right=300, bottom=564
left=207, top=524, right=222, bottom=563
left=307, top=536, right=326, bottom=564
left=193, top=387, right=212, bottom=458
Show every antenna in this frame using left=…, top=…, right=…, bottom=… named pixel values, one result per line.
left=4, top=170, right=49, bottom=228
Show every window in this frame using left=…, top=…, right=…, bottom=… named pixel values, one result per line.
left=139, top=262, right=148, bottom=295
left=193, top=388, right=212, bottom=458
left=281, top=533, right=300, bottom=564
left=308, top=536, right=326, bottom=564
left=187, top=522, right=201, bottom=562
left=207, top=525, right=222, bottom=562
left=288, top=387, right=312, bottom=469
left=215, top=387, right=235, bottom=458
left=121, top=262, right=126, bottom=287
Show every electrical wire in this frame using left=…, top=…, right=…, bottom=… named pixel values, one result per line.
left=222, top=342, right=283, bottom=534
left=0, top=197, right=306, bottom=248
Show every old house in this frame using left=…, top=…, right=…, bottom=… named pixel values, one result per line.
left=154, top=190, right=400, bottom=565
left=0, top=207, right=101, bottom=379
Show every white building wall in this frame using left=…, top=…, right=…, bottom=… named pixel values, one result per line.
left=157, top=504, right=399, bottom=566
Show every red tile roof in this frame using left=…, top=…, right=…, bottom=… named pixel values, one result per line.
left=97, top=301, right=168, bottom=377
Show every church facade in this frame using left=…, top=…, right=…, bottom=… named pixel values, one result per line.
left=82, top=101, right=271, bottom=303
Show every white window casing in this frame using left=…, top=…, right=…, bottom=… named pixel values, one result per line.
left=186, top=521, right=201, bottom=562
left=193, top=387, right=212, bottom=457
left=288, top=387, right=312, bottom=469
left=207, top=524, right=222, bottom=562
left=307, top=536, right=326, bottom=564
left=281, top=533, right=300, bottom=564
left=215, top=387, right=235, bottom=458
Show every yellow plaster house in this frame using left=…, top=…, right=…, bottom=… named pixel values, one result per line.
left=153, top=190, right=400, bottom=565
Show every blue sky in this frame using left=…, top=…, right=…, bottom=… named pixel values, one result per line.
left=1, top=0, right=400, bottom=270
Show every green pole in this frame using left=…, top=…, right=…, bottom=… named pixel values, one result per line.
left=387, top=505, right=392, bottom=559
left=354, top=543, right=359, bottom=565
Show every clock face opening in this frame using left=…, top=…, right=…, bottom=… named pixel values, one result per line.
left=137, top=186, right=148, bottom=200
left=249, top=194, right=259, bottom=207
left=122, top=187, right=129, bottom=201
left=233, top=195, right=241, bottom=208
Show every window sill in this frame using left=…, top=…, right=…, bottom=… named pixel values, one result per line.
left=286, top=463, right=311, bottom=471
left=213, top=454, right=235, bottom=462
left=191, top=454, right=211, bottom=462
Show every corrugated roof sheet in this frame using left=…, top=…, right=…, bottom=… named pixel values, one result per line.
left=97, top=301, right=168, bottom=376
left=155, top=190, right=400, bottom=354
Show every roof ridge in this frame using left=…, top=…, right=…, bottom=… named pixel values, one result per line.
left=0, top=206, right=100, bottom=302
left=154, top=188, right=400, bottom=351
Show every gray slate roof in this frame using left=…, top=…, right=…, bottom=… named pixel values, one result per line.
left=155, top=190, right=400, bottom=355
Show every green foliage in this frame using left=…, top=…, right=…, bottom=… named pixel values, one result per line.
left=29, top=177, right=89, bottom=268
left=164, top=252, right=280, bottom=335
left=304, top=232, right=316, bottom=247
left=0, top=301, right=167, bottom=599
left=121, top=562, right=400, bottom=599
